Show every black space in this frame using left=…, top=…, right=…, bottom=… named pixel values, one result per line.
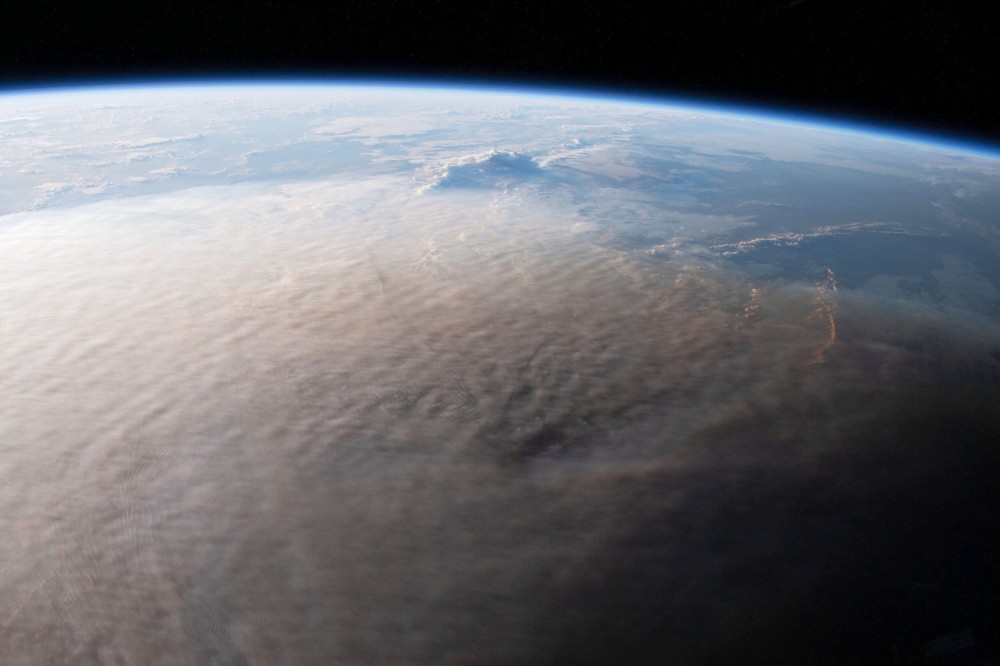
left=2, top=0, right=999, bottom=145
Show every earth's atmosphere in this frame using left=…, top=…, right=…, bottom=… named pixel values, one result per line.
left=2, top=84, right=1000, bottom=664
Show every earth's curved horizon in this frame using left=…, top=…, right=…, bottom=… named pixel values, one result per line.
left=2, top=82, right=999, bottom=664
left=6, top=79, right=1000, bottom=158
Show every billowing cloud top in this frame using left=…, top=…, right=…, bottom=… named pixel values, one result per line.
left=422, top=150, right=544, bottom=190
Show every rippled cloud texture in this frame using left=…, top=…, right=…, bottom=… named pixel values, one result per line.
left=1, top=86, right=1000, bottom=664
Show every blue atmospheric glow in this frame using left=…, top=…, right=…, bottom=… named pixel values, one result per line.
left=1, top=76, right=998, bottom=160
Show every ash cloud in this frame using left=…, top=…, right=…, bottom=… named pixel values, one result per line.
left=2, top=89, right=1000, bottom=666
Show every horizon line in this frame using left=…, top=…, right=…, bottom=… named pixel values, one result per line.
left=1, top=75, right=998, bottom=159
